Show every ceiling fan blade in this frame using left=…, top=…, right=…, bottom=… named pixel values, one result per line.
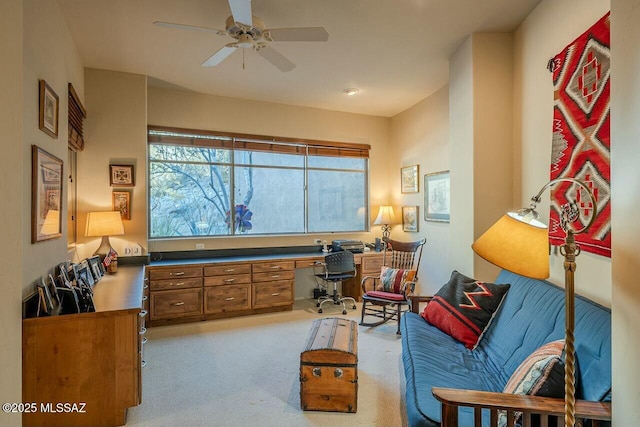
left=266, top=27, right=329, bottom=42
left=153, top=21, right=225, bottom=35
left=228, top=0, right=253, bottom=27
left=256, top=46, right=295, bottom=72
left=201, top=45, right=238, bottom=67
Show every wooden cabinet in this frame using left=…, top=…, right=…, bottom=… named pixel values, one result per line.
left=22, top=266, right=145, bottom=427
left=251, top=261, right=294, bottom=309
left=204, top=262, right=251, bottom=314
left=149, top=266, right=203, bottom=322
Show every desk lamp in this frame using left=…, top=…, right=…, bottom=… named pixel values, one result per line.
left=373, top=205, right=396, bottom=243
left=472, top=177, right=596, bottom=427
left=85, top=211, right=125, bottom=260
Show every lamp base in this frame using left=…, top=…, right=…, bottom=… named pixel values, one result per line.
left=94, top=236, right=114, bottom=261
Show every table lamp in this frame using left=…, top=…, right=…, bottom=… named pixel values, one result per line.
left=373, top=205, right=396, bottom=242
left=85, top=211, right=125, bottom=260
left=471, top=177, right=596, bottom=427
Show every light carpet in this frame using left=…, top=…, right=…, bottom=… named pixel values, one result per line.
left=126, top=300, right=408, bottom=427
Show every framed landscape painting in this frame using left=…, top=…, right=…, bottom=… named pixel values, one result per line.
left=424, top=170, right=450, bottom=222
left=401, top=165, right=419, bottom=193
left=402, top=206, right=419, bottom=232
left=32, top=145, right=63, bottom=243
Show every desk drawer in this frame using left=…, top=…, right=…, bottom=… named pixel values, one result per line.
left=252, top=270, right=295, bottom=283
left=295, top=258, right=323, bottom=269
left=149, top=267, right=202, bottom=281
left=151, top=289, right=202, bottom=320
left=204, top=264, right=251, bottom=276
left=204, top=284, right=251, bottom=314
left=252, top=261, right=295, bottom=273
left=361, top=255, right=384, bottom=275
left=150, top=277, right=202, bottom=291
left=204, top=274, right=251, bottom=287
left=253, top=281, right=293, bottom=308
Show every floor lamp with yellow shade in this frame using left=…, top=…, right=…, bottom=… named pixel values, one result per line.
left=471, top=177, right=597, bottom=427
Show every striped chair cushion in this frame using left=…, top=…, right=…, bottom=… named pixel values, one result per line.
left=375, top=266, right=417, bottom=295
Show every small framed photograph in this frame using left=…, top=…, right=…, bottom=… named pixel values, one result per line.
left=401, top=165, right=419, bottom=193
left=112, top=191, right=131, bottom=220
left=48, top=273, right=60, bottom=305
left=110, top=165, right=134, bottom=187
left=425, top=170, right=451, bottom=222
left=37, top=278, right=55, bottom=315
left=32, top=145, right=63, bottom=243
left=39, top=80, right=59, bottom=138
left=402, top=206, right=419, bottom=232
left=88, top=256, right=103, bottom=282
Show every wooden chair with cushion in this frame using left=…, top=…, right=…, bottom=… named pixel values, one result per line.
left=359, top=238, right=426, bottom=334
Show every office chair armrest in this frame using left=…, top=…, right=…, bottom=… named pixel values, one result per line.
left=408, top=295, right=433, bottom=313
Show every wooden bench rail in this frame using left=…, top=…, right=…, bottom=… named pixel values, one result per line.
left=432, top=387, right=611, bottom=427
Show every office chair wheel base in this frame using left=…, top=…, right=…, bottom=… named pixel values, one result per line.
left=352, top=305, right=356, bottom=309
left=318, top=309, right=323, bottom=313
left=316, top=302, right=320, bottom=307
left=342, top=310, right=347, bottom=315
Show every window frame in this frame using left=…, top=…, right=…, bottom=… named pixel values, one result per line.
left=147, top=125, right=371, bottom=239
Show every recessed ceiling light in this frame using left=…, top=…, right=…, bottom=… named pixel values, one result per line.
left=343, top=88, right=359, bottom=96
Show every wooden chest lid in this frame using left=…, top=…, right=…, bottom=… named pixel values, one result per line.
left=301, top=317, right=358, bottom=365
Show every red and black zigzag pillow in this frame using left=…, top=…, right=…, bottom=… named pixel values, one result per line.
left=421, top=270, right=510, bottom=350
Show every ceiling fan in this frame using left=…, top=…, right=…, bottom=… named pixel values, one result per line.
left=153, top=0, right=329, bottom=72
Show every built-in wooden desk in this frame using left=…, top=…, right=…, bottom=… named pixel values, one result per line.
left=22, top=266, right=145, bottom=427
left=146, top=250, right=384, bottom=326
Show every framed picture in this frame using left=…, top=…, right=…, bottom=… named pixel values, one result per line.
left=425, top=170, right=450, bottom=222
left=402, top=206, right=419, bottom=232
left=110, top=164, right=134, bottom=187
left=401, top=164, right=419, bottom=193
left=112, top=191, right=131, bottom=220
left=37, top=278, right=55, bottom=315
left=39, top=80, right=59, bottom=138
left=32, top=145, right=63, bottom=243
left=88, top=256, right=103, bottom=282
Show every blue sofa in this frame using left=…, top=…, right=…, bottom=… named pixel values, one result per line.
left=400, top=269, right=612, bottom=427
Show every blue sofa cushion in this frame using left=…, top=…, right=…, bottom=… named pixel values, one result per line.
left=422, top=270, right=510, bottom=350
left=401, top=270, right=611, bottom=427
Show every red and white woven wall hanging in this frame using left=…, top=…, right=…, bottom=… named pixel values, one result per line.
left=548, top=12, right=611, bottom=258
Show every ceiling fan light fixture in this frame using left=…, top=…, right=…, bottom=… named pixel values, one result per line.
left=343, top=88, right=359, bottom=96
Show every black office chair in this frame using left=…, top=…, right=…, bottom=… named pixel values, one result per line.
left=314, top=250, right=357, bottom=315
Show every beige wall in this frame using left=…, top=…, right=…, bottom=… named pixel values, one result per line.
left=513, top=0, right=611, bottom=306
left=389, top=86, right=451, bottom=293
left=0, top=1, right=23, bottom=424
left=76, top=69, right=148, bottom=260
left=22, top=0, right=84, bottom=287
left=448, top=33, right=515, bottom=283
left=146, top=86, right=391, bottom=252
left=611, top=0, right=640, bottom=422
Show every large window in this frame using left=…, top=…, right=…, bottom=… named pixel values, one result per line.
left=148, top=126, right=369, bottom=239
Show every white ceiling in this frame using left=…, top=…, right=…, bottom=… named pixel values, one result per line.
left=56, top=0, right=541, bottom=117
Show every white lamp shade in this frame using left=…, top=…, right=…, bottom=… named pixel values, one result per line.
left=471, top=212, right=549, bottom=279
left=85, top=211, right=125, bottom=237
left=373, top=205, right=396, bottom=225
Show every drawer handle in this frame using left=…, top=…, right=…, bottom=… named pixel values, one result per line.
left=171, top=301, right=185, bottom=306
left=224, top=278, right=235, bottom=283
left=271, top=292, right=280, bottom=296
left=270, top=266, right=281, bottom=270
left=224, top=297, right=235, bottom=301
left=171, top=272, right=185, bottom=276
left=142, top=295, right=148, bottom=301
left=224, top=268, right=236, bottom=272
left=143, top=284, right=149, bottom=289
left=172, top=282, right=185, bottom=286
left=139, top=310, right=148, bottom=317
left=271, top=274, right=280, bottom=278
left=139, top=327, right=147, bottom=335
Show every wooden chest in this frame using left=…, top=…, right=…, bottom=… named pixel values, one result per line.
left=300, top=317, right=358, bottom=413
